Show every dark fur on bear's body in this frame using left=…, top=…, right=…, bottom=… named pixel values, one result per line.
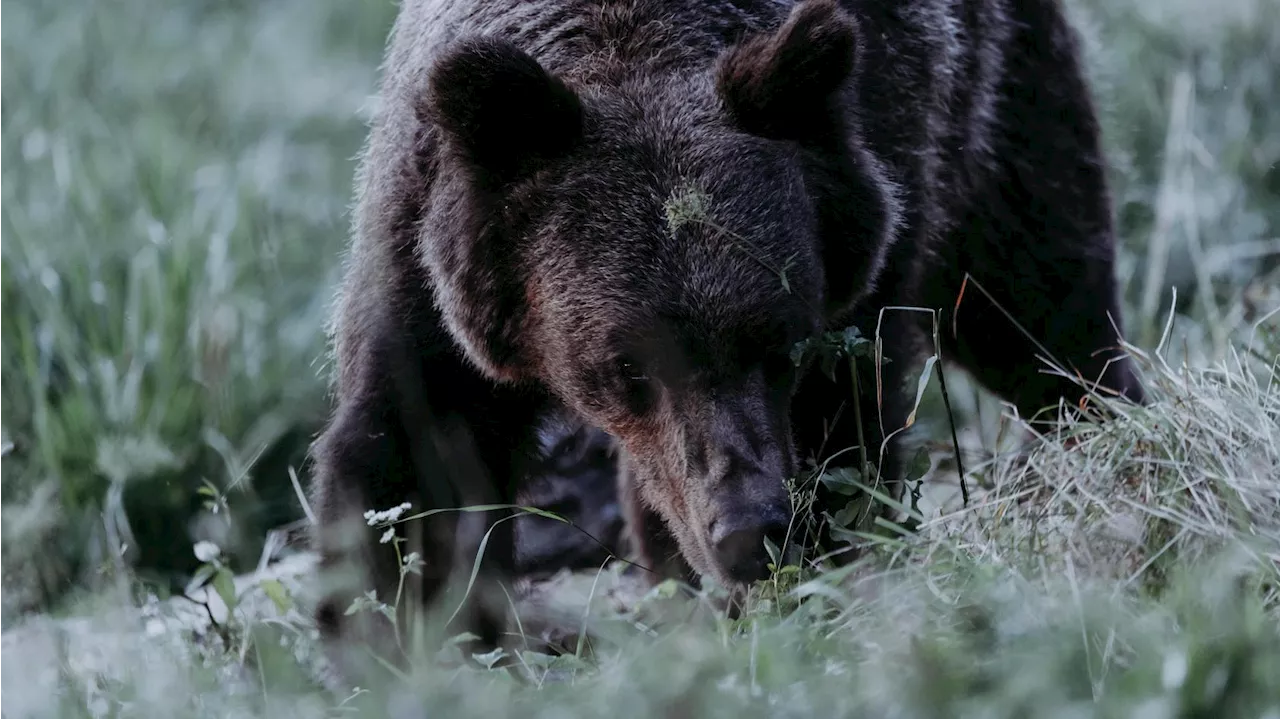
left=514, top=420, right=626, bottom=579
left=309, top=0, right=1144, bottom=673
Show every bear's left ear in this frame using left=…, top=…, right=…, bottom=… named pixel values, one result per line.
left=425, top=37, right=584, bottom=184
left=716, top=0, right=859, bottom=141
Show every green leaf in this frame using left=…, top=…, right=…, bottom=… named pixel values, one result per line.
left=819, top=466, right=864, bottom=496
left=444, top=632, right=483, bottom=647
left=188, top=563, right=217, bottom=590
left=823, top=513, right=863, bottom=545
left=258, top=578, right=292, bottom=615
left=763, top=535, right=782, bottom=568
left=905, top=445, right=932, bottom=480
left=838, top=326, right=872, bottom=358
left=791, top=337, right=814, bottom=367
left=831, top=498, right=873, bottom=532
left=653, top=579, right=680, bottom=600
left=472, top=647, right=509, bottom=670
left=211, top=567, right=239, bottom=615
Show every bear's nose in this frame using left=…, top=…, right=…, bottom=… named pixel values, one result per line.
left=709, top=511, right=789, bottom=584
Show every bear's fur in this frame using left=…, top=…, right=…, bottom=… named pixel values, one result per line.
left=309, top=0, right=1145, bottom=675
left=514, top=418, right=627, bottom=580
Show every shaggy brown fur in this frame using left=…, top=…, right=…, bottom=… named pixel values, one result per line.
left=308, top=0, right=1144, bottom=677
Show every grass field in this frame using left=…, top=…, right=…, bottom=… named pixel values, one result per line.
left=2, top=0, right=1278, bottom=716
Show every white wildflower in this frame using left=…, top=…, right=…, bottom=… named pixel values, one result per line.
left=380, top=528, right=396, bottom=544
left=193, top=540, right=221, bottom=563
left=363, top=502, right=413, bottom=526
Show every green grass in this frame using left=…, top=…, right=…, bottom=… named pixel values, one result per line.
left=2, top=0, right=1278, bottom=716
left=1, top=0, right=396, bottom=615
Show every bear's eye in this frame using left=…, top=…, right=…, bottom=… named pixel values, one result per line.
left=617, top=358, right=649, bottom=384
left=612, top=357, right=656, bottom=414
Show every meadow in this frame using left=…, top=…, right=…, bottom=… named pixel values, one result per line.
left=2, top=0, right=1278, bottom=716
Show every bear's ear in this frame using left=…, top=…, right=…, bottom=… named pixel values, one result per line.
left=716, top=0, right=859, bottom=141
left=425, top=37, right=583, bottom=183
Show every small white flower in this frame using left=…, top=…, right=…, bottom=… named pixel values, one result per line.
left=193, top=541, right=221, bottom=563
left=379, top=528, right=396, bottom=544
left=363, top=502, right=413, bottom=526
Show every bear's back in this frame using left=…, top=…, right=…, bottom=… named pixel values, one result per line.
left=384, top=0, right=792, bottom=88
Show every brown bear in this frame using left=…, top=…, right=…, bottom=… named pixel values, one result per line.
left=308, top=0, right=1145, bottom=675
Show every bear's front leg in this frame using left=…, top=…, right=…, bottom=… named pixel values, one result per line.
left=309, top=319, right=546, bottom=684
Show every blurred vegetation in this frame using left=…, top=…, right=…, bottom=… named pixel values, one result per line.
left=1070, top=0, right=1280, bottom=347
left=1, top=0, right=398, bottom=615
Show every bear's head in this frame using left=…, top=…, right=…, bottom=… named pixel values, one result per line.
left=419, top=0, right=894, bottom=588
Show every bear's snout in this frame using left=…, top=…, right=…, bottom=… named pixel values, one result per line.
left=677, top=384, right=796, bottom=584
left=707, top=501, right=791, bottom=584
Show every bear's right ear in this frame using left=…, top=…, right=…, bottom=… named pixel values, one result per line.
left=716, top=0, right=859, bottom=142
left=425, top=37, right=584, bottom=184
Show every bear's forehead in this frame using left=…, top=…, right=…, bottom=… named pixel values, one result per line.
left=551, top=243, right=818, bottom=358
left=607, top=294, right=816, bottom=381
left=539, top=204, right=817, bottom=312
left=543, top=136, right=812, bottom=256
left=522, top=85, right=824, bottom=357
left=529, top=140, right=823, bottom=336
left=533, top=235, right=820, bottom=381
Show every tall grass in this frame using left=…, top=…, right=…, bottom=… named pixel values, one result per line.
left=1, top=0, right=394, bottom=616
